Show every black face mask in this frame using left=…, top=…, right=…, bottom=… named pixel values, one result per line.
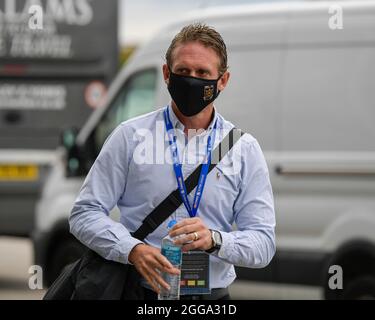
left=167, top=71, right=221, bottom=117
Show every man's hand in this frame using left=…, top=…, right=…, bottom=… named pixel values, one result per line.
left=128, top=243, right=180, bottom=294
left=169, top=217, right=213, bottom=252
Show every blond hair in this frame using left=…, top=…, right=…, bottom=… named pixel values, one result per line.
left=165, top=23, right=228, bottom=75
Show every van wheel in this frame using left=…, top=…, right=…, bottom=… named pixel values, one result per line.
left=46, top=237, right=85, bottom=287
left=342, top=276, right=375, bottom=300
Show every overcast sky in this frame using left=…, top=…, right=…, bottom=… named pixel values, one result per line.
left=119, top=0, right=289, bottom=45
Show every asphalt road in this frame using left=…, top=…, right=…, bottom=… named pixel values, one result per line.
left=0, top=237, right=322, bottom=300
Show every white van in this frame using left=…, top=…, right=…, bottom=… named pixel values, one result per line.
left=34, top=1, right=375, bottom=299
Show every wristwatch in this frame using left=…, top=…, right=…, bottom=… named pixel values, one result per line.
left=206, top=229, right=222, bottom=253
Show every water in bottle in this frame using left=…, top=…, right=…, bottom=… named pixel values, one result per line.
left=158, top=219, right=182, bottom=300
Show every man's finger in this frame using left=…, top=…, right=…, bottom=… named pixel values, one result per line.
left=182, top=239, right=205, bottom=252
left=143, top=273, right=160, bottom=294
left=173, top=233, right=195, bottom=245
left=147, top=266, right=171, bottom=291
left=169, top=224, right=198, bottom=238
left=154, top=253, right=180, bottom=274
left=170, top=218, right=199, bottom=232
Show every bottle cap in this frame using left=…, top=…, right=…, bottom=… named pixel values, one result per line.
left=167, top=219, right=177, bottom=229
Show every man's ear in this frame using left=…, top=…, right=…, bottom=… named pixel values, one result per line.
left=162, top=64, right=170, bottom=85
left=218, top=71, right=230, bottom=91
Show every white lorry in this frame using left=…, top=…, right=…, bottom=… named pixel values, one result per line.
left=34, top=1, right=375, bottom=299
left=0, top=0, right=118, bottom=239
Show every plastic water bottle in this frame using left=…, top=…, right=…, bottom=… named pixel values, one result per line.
left=158, top=219, right=182, bottom=300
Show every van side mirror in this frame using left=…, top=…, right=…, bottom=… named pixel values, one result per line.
left=61, top=128, right=84, bottom=177
left=62, top=128, right=77, bottom=151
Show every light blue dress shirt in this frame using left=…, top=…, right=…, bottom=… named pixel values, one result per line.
left=69, top=104, right=276, bottom=289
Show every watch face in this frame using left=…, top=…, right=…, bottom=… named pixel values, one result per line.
left=213, top=231, right=222, bottom=247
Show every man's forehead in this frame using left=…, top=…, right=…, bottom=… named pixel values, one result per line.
left=171, top=41, right=220, bottom=67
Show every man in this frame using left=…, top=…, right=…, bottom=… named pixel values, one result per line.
left=70, top=23, right=276, bottom=300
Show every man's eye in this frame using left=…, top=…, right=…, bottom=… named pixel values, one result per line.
left=177, top=69, right=189, bottom=74
left=198, top=70, right=209, bottom=77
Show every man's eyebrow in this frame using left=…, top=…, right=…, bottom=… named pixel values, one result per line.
left=197, top=68, right=210, bottom=73
left=177, top=66, right=210, bottom=72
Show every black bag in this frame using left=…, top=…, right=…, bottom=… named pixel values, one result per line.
left=43, top=128, right=243, bottom=300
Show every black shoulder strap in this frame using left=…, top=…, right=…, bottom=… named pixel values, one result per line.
left=132, top=127, right=244, bottom=241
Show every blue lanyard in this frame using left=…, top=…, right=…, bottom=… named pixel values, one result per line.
left=164, top=107, right=217, bottom=218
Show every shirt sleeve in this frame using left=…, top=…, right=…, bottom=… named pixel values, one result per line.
left=212, top=137, right=276, bottom=268
left=69, top=124, right=143, bottom=265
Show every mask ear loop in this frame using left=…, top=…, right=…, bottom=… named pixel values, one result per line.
left=166, top=66, right=172, bottom=85
left=216, top=72, right=224, bottom=95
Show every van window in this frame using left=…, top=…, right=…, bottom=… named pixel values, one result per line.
left=95, top=69, right=157, bottom=149
left=281, top=47, right=375, bottom=152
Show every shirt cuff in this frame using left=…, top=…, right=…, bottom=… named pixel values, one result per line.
left=114, top=237, right=144, bottom=265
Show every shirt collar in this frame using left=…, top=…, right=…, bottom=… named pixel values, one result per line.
left=167, top=103, right=218, bottom=136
